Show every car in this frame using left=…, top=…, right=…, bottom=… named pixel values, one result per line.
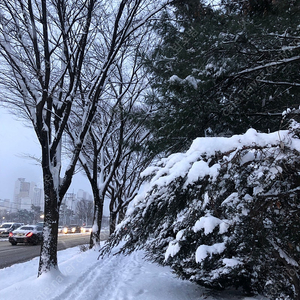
left=0, top=222, right=23, bottom=237
left=62, top=224, right=81, bottom=234
left=8, top=225, right=43, bottom=245
left=58, top=226, right=64, bottom=233
left=62, top=226, right=68, bottom=234
left=80, top=225, right=93, bottom=233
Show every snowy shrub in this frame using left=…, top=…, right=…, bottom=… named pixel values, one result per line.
left=103, top=121, right=300, bottom=299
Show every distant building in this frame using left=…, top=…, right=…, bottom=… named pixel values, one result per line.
left=11, top=178, right=90, bottom=214
left=77, top=189, right=92, bottom=201
left=32, top=187, right=44, bottom=210
left=19, top=197, right=32, bottom=210
left=62, top=189, right=93, bottom=212
left=0, top=199, right=11, bottom=211
left=63, top=192, right=78, bottom=211
left=0, top=199, right=11, bottom=223
left=12, top=178, right=44, bottom=212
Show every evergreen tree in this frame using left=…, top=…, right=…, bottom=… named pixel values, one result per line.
left=103, top=118, right=300, bottom=299
left=144, top=0, right=300, bottom=153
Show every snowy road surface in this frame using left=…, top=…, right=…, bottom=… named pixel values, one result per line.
left=0, top=244, right=267, bottom=300
left=0, top=233, right=91, bottom=269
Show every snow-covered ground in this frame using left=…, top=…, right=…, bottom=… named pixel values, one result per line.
left=0, top=243, right=267, bottom=300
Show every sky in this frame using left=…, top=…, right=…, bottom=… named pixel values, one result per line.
left=0, top=107, right=92, bottom=201
left=0, top=239, right=266, bottom=300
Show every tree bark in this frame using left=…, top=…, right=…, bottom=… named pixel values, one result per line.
left=89, top=192, right=104, bottom=249
left=110, top=211, right=118, bottom=235
left=38, top=167, right=60, bottom=276
left=117, top=205, right=126, bottom=225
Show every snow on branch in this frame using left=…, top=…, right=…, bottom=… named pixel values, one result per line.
left=195, top=243, right=226, bottom=263
left=268, top=239, right=299, bottom=268
left=233, top=55, right=300, bottom=77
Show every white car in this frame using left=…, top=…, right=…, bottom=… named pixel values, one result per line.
left=0, top=222, right=23, bottom=237
left=8, top=225, right=43, bottom=245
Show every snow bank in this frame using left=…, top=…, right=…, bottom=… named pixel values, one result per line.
left=0, top=245, right=204, bottom=300
left=0, top=244, right=267, bottom=300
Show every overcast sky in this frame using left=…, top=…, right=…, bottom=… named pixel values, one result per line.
left=0, top=107, right=92, bottom=201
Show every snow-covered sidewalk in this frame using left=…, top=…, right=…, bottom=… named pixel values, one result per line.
left=0, top=244, right=267, bottom=300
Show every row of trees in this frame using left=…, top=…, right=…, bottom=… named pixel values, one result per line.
left=59, top=200, right=94, bottom=226
left=0, top=0, right=170, bottom=276
left=1, top=205, right=43, bottom=225
left=1, top=200, right=93, bottom=226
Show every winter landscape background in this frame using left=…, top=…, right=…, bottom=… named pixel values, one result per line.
left=1, top=0, right=300, bottom=299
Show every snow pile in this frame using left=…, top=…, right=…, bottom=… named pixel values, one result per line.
left=0, top=245, right=267, bottom=300
left=135, top=128, right=292, bottom=209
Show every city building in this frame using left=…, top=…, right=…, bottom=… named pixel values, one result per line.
left=0, top=199, right=11, bottom=211
left=63, top=192, right=78, bottom=211
left=77, top=189, right=93, bottom=201
left=0, top=199, right=11, bottom=219
left=12, top=178, right=44, bottom=212
left=62, top=190, right=93, bottom=211
left=11, top=178, right=91, bottom=218
left=0, top=199, right=11, bottom=223
left=19, top=197, right=32, bottom=210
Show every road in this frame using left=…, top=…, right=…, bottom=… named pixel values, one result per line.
left=0, top=231, right=109, bottom=269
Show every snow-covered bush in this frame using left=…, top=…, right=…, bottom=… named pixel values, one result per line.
left=104, top=121, right=300, bottom=299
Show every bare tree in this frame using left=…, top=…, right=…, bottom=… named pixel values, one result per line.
left=0, top=0, right=170, bottom=276
left=0, top=0, right=96, bottom=275
left=77, top=43, right=153, bottom=247
left=108, top=137, right=153, bottom=234
left=76, top=200, right=93, bottom=225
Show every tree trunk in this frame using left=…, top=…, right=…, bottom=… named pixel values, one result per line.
left=117, top=205, right=126, bottom=225
left=89, top=192, right=104, bottom=249
left=38, top=168, right=60, bottom=276
left=110, top=211, right=117, bottom=235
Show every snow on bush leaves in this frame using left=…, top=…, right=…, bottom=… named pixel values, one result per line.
left=104, top=121, right=300, bottom=300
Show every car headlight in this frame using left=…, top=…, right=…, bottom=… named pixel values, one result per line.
left=63, top=227, right=68, bottom=234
